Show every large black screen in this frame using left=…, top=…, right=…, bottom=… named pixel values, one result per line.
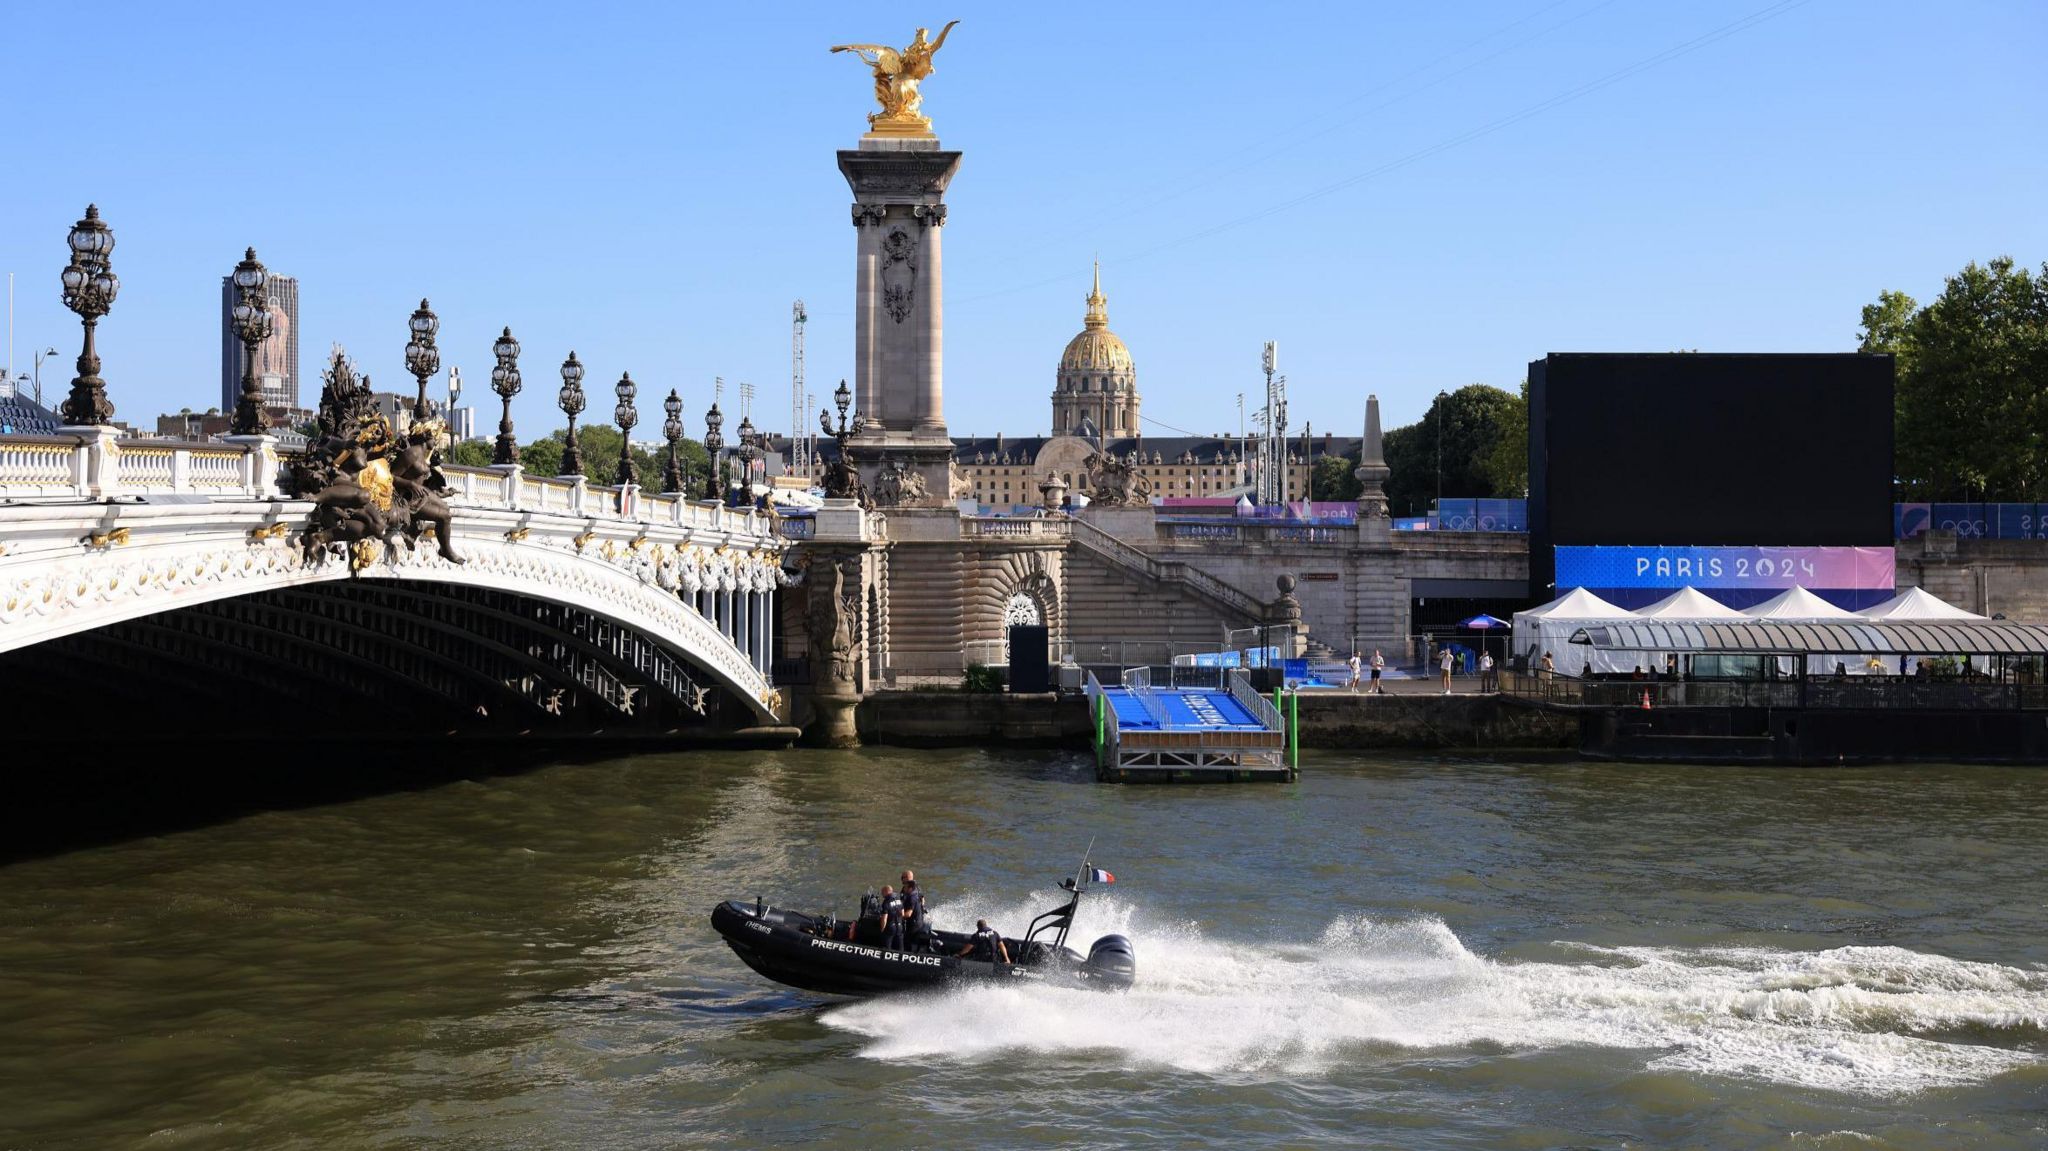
left=1528, top=353, right=1893, bottom=597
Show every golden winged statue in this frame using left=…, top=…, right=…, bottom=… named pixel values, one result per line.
left=831, top=21, right=959, bottom=137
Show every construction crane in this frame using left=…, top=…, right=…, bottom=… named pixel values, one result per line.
left=791, top=300, right=811, bottom=480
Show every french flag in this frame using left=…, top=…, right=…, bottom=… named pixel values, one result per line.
left=1088, top=867, right=1115, bottom=884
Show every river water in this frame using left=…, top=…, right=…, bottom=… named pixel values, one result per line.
left=2, top=749, right=2044, bottom=1150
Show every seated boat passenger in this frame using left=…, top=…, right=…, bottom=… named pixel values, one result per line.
left=958, top=918, right=1010, bottom=964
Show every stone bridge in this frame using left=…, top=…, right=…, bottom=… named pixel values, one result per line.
left=0, top=432, right=793, bottom=737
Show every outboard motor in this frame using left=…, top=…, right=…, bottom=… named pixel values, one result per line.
left=1083, top=934, right=1137, bottom=988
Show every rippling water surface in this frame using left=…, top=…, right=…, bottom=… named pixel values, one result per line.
left=2, top=750, right=2044, bottom=1149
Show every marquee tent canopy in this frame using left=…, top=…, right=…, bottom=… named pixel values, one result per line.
left=1512, top=588, right=1636, bottom=676
left=1857, top=587, right=1986, bottom=621
left=1636, top=587, right=1747, bottom=619
left=1743, top=586, right=1858, bottom=621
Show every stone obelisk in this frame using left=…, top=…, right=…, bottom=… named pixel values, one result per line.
left=832, top=24, right=963, bottom=508
left=1355, top=394, right=1391, bottom=541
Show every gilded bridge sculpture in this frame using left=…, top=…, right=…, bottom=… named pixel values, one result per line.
left=287, top=349, right=463, bottom=571
left=831, top=21, right=959, bottom=136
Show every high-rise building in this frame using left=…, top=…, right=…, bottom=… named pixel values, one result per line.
left=220, top=273, right=300, bottom=413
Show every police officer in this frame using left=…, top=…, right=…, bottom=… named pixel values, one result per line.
left=957, top=918, right=1010, bottom=964
left=899, top=875, right=930, bottom=951
left=878, top=884, right=907, bottom=952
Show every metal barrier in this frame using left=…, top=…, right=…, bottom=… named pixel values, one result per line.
left=1229, top=669, right=1285, bottom=730
left=1499, top=668, right=2048, bottom=711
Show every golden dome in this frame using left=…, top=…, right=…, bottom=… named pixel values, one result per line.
left=1059, top=262, right=1134, bottom=376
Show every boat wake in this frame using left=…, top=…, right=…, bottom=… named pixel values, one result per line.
left=819, top=894, right=2048, bottom=1094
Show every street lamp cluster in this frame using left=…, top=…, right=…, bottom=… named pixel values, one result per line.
left=37, top=204, right=755, bottom=503
left=58, top=205, right=120, bottom=427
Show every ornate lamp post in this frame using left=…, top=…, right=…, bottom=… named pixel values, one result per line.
left=817, top=378, right=864, bottom=500
left=58, top=204, right=120, bottom=426
left=613, top=372, right=639, bottom=487
left=661, top=388, right=685, bottom=493
left=228, top=248, right=273, bottom=435
left=489, top=326, right=522, bottom=465
left=733, top=412, right=759, bottom=505
left=557, top=351, right=586, bottom=475
left=703, top=400, right=725, bottom=500
left=404, top=299, right=440, bottom=425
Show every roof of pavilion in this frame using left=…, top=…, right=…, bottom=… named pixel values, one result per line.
left=1569, top=620, right=2048, bottom=656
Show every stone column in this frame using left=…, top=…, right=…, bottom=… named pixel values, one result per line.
left=839, top=140, right=962, bottom=506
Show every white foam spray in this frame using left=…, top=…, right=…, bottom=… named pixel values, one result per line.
left=821, top=891, right=2048, bottom=1095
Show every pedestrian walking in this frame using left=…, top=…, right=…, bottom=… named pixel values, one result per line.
left=1440, top=646, right=1454, bottom=694
left=1347, top=651, right=1363, bottom=693
left=1370, top=649, right=1385, bottom=694
left=1480, top=651, right=1496, bottom=692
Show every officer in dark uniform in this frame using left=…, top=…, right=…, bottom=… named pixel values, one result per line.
left=878, top=884, right=907, bottom=951
left=957, top=918, right=1009, bottom=964
left=899, top=876, right=930, bottom=951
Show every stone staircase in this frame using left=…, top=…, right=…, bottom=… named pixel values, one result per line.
left=1065, top=517, right=1267, bottom=624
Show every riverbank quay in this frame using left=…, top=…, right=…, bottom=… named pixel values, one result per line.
left=853, top=687, right=1574, bottom=753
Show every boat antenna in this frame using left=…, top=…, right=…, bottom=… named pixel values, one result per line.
left=1073, top=836, right=1096, bottom=892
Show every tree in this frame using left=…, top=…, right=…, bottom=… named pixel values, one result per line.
left=1874, top=258, right=2048, bottom=499
left=1479, top=379, right=1528, bottom=498
left=445, top=439, right=494, bottom=468
left=1858, top=288, right=1918, bottom=373
left=1310, top=455, right=1362, bottom=502
left=1381, top=384, right=1524, bottom=515
left=511, top=425, right=713, bottom=492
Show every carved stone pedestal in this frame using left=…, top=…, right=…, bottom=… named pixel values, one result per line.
left=807, top=690, right=862, bottom=748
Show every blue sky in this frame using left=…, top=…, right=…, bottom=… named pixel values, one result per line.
left=3, top=1, right=2042, bottom=440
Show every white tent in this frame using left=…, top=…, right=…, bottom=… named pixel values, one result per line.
left=1743, top=586, right=1858, bottom=621
left=1636, top=587, right=1747, bottom=619
left=1511, top=588, right=1636, bottom=677
left=1857, top=586, right=1986, bottom=621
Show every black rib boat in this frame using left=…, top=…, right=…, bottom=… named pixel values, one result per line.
left=710, top=866, right=1135, bottom=996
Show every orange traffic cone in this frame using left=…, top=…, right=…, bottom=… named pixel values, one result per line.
left=1640, top=689, right=1653, bottom=710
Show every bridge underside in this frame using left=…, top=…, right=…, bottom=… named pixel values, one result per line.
left=0, top=581, right=767, bottom=739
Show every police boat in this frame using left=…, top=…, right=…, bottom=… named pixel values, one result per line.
left=709, top=864, right=1135, bottom=997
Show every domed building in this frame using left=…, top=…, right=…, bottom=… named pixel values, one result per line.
left=1052, top=263, right=1138, bottom=438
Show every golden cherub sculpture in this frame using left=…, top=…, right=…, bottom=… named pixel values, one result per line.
left=831, top=21, right=959, bottom=138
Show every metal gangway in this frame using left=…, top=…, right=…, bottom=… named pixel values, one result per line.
left=1084, top=665, right=1296, bottom=783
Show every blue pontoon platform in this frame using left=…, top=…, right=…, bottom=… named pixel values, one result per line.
left=1086, top=667, right=1297, bottom=783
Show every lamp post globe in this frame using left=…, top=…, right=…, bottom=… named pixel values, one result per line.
left=228, top=247, right=274, bottom=435
left=489, top=326, right=522, bottom=465
left=703, top=401, right=725, bottom=500
left=403, top=299, right=441, bottom=426
left=612, top=372, right=639, bottom=487
left=556, top=350, right=586, bottom=476
left=58, top=204, right=120, bottom=426
left=661, top=388, right=685, bottom=493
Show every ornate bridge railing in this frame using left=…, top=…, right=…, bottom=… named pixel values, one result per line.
left=0, top=433, right=777, bottom=540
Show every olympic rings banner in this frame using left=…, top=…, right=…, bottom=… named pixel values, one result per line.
left=1554, top=545, right=1896, bottom=591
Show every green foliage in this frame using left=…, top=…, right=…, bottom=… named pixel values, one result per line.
left=1309, top=455, right=1362, bottom=502
left=1479, top=379, right=1529, bottom=498
left=445, top=439, right=494, bottom=468
left=1873, top=258, right=2048, bottom=499
left=962, top=664, right=1005, bottom=693
left=512, top=426, right=712, bottom=491
left=1382, top=384, right=1525, bottom=515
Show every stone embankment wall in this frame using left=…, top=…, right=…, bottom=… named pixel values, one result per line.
left=855, top=690, right=1576, bottom=752
left=857, top=691, right=1091, bottom=747
left=1897, top=534, right=2048, bottom=620
left=1292, top=693, right=1576, bottom=751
